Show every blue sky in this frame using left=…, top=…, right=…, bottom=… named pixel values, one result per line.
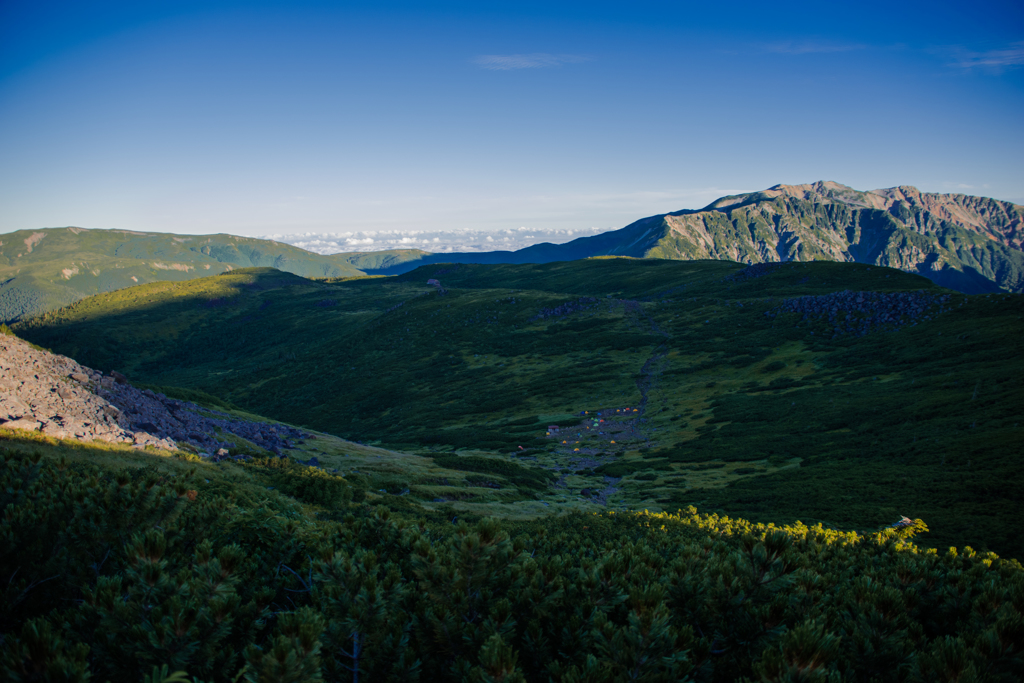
left=1, top=1, right=1022, bottom=241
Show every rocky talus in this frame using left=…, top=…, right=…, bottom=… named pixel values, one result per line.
left=765, top=290, right=955, bottom=337
left=0, top=331, right=306, bottom=457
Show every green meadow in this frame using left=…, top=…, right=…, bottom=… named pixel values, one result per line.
left=16, top=258, right=1024, bottom=558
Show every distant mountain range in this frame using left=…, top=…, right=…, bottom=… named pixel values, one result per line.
left=2, top=181, right=1020, bottom=320
left=358, top=182, right=1024, bottom=293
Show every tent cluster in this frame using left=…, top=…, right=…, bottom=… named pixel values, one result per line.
left=581, top=407, right=638, bottom=416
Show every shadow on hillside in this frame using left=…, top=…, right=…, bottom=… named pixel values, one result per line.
left=915, top=262, right=1001, bottom=294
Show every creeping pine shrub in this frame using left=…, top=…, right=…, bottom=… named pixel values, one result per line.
left=594, top=460, right=643, bottom=477
left=431, top=454, right=556, bottom=490
left=245, top=457, right=354, bottom=508
left=4, top=447, right=1024, bottom=683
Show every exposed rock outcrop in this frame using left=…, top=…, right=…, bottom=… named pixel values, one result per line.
left=0, top=333, right=144, bottom=445
left=0, top=331, right=305, bottom=457
left=531, top=297, right=600, bottom=321
left=764, top=290, right=955, bottom=337
left=647, top=182, right=1024, bottom=294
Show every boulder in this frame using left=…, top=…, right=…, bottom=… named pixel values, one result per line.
left=1, top=418, right=41, bottom=431
left=1, top=396, right=31, bottom=419
left=70, top=373, right=90, bottom=383
left=42, top=423, right=67, bottom=439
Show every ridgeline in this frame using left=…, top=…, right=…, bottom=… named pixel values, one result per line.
left=3, top=182, right=1021, bottom=323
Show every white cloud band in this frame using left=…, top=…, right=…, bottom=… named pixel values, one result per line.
left=270, top=226, right=614, bottom=254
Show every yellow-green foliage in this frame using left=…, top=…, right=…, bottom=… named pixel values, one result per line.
left=2, top=438, right=1023, bottom=682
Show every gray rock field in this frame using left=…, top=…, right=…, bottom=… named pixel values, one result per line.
left=0, top=331, right=306, bottom=458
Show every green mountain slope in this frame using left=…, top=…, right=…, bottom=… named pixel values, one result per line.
left=16, top=260, right=1024, bottom=559
left=335, top=248, right=431, bottom=271
left=356, top=182, right=1024, bottom=294
left=0, top=227, right=366, bottom=321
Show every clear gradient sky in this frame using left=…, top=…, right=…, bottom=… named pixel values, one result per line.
left=2, top=0, right=1022, bottom=238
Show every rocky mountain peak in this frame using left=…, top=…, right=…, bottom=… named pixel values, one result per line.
left=651, top=181, right=1024, bottom=293
left=769, top=180, right=857, bottom=197
left=705, top=180, right=869, bottom=211
left=873, top=185, right=923, bottom=202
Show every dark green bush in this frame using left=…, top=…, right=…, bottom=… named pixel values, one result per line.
left=246, top=457, right=354, bottom=508
left=594, top=460, right=643, bottom=478
left=431, top=454, right=556, bottom=490
left=3, top=445, right=1024, bottom=683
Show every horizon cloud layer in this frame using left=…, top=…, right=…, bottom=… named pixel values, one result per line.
left=269, top=226, right=616, bottom=255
